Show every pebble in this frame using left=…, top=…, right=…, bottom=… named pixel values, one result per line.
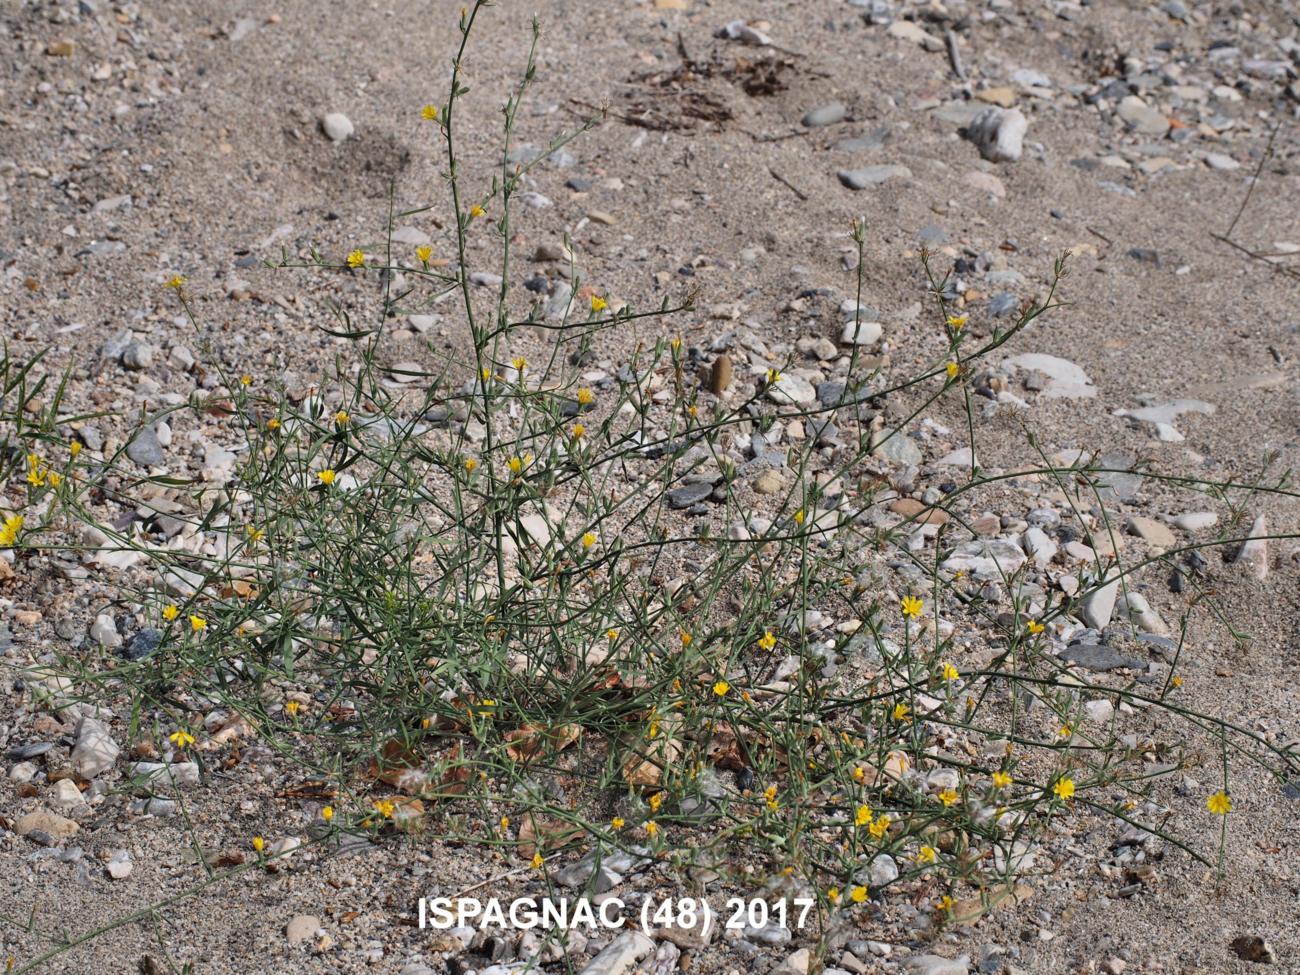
left=1005, top=354, right=1096, bottom=399
left=841, top=321, right=883, bottom=346
left=1113, top=399, right=1215, bottom=442
left=17, top=808, right=80, bottom=843
left=870, top=431, right=922, bottom=466
left=886, top=20, right=944, bottom=52
left=1079, top=576, right=1120, bottom=629
left=286, top=914, right=322, bottom=944
left=667, top=483, right=713, bottom=508
left=122, top=628, right=163, bottom=661
left=579, top=931, right=655, bottom=975
left=1126, top=516, right=1175, bottom=549
left=837, top=164, right=911, bottom=190
left=1060, top=643, right=1145, bottom=672
left=72, top=717, right=120, bottom=778
left=52, top=779, right=83, bottom=808
left=121, top=341, right=154, bottom=370
left=321, top=112, right=354, bottom=142
left=1204, top=153, right=1239, bottom=171
left=774, top=949, right=812, bottom=975
left=1172, top=511, right=1217, bottom=531
left=754, top=470, right=783, bottom=495
left=966, top=107, right=1028, bottom=163
left=90, top=613, right=121, bottom=649
left=1233, top=515, right=1269, bottom=580
left=766, top=373, right=818, bottom=406
left=126, top=425, right=166, bottom=467
left=1116, top=96, right=1169, bottom=136
left=904, top=955, right=970, bottom=975
left=803, top=102, right=847, bottom=127
left=964, top=170, right=1006, bottom=198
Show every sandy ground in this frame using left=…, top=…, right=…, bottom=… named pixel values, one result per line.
left=2, top=0, right=1299, bottom=973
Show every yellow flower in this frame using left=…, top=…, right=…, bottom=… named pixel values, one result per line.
left=1206, top=791, right=1232, bottom=815
left=763, top=784, right=778, bottom=809
left=480, top=366, right=493, bottom=381
left=648, top=792, right=664, bottom=812
left=572, top=423, right=586, bottom=439
left=46, top=471, right=61, bottom=488
left=1171, top=674, right=1183, bottom=688
left=918, top=845, right=937, bottom=864
left=852, top=766, right=866, bottom=783
left=1058, top=725, right=1072, bottom=739
left=946, top=313, right=968, bottom=330
left=162, top=604, right=179, bottom=622
left=165, top=275, right=185, bottom=289
left=670, top=337, right=682, bottom=352
left=854, top=805, right=872, bottom=827
left=940, top=662, right=959, bottom=682
left=252, top=836, right=265, bottom=853
left=499, top=816, right=510, bottom=830
left=644, top=820, right=658, bottom=838
left=713, top=680, right=730, bottom=697
left=611, top=816, right=625, bottom=829
left=937, top=894, right=955, bottom=912
left=322, top=806, right=334, bottom=823
left=267, top=417, right=281, bottom=430
left=168, top=730, right=195, bottom=749
left=421, top=104, right=438, bottom=121
left=511, top=355, right=527, bottom=374
left=946, top=361, right=959, bottom=378
left=590, top=294, right=608, bottom=312
left=69, top=441, right=82, bottom=458
left=937, top=789, right=959, bottom=807
left=415, top=244, right=432, bottom=264
left=240, top=374, right=252, bottom=386
left=463, top=457, right=478, bottom=473
left=868, top=815, right=891, bottom=840
left=1027, top=619, right=1045, bottom=635
left=285, top=700, right=301, bottom=717
left=1052, top=776, right=1076, bottom=801
left=581, top=531, right=597, bottom=549
left=765, top=368, right=781, bottom=384
left=827, top=887, right=840, bottom=904
left=606, top=629, right=619, bottom=641
left=850, top=886, right=867, bottom=903
left=374, top=799, right=396, bottom=818
left=468, top=204, right=485, bottom=219
left=189, top=615, right=206, bottom=632
left=530, top=851, right=544, bottom=869
left=318, top=469, right=336, bottom=485
left=680, top=631, right=692, bottom=647
left=901, top=595, right=923, bottom=619
left=892, top=702, right=911, bottom=722
left=687, top=404, right=698, bottom=418
left=992, top=771, right=1012, bottom=789
left=26, top=455, right=46, bottom=487
left=576, top=387, right=594, bottom=405
left=334, top=410, right=350, bottom=426
left=0, top=514, right=22, bottom=547
left=346, top=249, right=365, bottom=268
left=507, top=456, right=524, bottom=475
left=793, top=509, right=806, bottom=526
left=758, top=630, right=777, bottom=651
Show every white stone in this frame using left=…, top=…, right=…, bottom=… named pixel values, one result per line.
left=321, top=113, right=354, bottom=143
left=1005, top=353, right=1096, bottom=399
left=1172, top=511, right=1217, bottom=531
left=72, top=718, right=120, bottom=779
left=840, top=321, right=883, bottom=346
left=966, top=107, right=1028, bottom=163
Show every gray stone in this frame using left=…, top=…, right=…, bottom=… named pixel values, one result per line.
left=321, top=113, right=354, bottom=143
left=871, top=431, right=922, bottom=466
left=72, top=718, right=120, bottom=778
left=1172, top=511, right=1217, bottom=532
left=1117, top=96, right=1169, bottom=136
left=837, top=164, right=911, bottom=190
left=121, top=341, right=154, bottom=370
left=1079, top=576, right=1120, bottom=629
left=942, top=539, right=1027, bottom=577
left=579, top=931, right=655, bottom=975
left=803, top=102, right=847, bottom=127
left=1059, top=643, right=1145, bottom=672
left=966, top=107, right=1028, bottom=163
left=766, top=373, right=818, bottom=406
left=832, top=126, right=889, bottom=152
left=123, top=628, right=163, bottom=661
left=905, top=955, right=970, bottom=975
left=667, top=483, right=713, bottom=509
left=126, top=426, right=165, bottom=467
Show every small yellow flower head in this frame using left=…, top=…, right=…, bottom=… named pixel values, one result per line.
left=69, top=441, right=82, bottom=458
left=318, top=469, right=336, bottom=486
left=868, top=814, right=891, bottom=840
left=892, top=702, right=911, bottom=722
left=713, top=680, right=730, bottom=697
left=765, top=368, right=781, bottom=385
left=670, top=337, right=682, bottom=352
left=189, top=615, right=207, bottom=632
left=793, top=509, right=806, bottom=526
left=606, top=629, right=619, bottom=641
left=334, top=410, right=350, bottom=426
left=285, top=700, right=301, bottom=717
left=901, top=595, right=923, bottom=619
left=941, top=662, right=959, bottom=682
left=499, top=815, right=510, bottom=831
left=937, top=894, right=955, bottom=913
left=1053, top=776, right=1076, bottom=801
left=648, top=791, right=664, bottom=812
left=581, top=531, right=597, bottom=549
left=162, top=604, right=179, bottom=622
left=572, top=423, right=586, bottom=439
left=246, top=525, right=265, bottom=545
left=1027, top=619, right=1045, bottom=635
left=0, top=515, right=21, bottom=547
left=267, top=417, right=281, bottom=430
left=416, top=244, right=432, bottom=264
left=464, top=457, right=478, bottom=473
left=507, top=456, right=523, bottom=475
left=758, top=630, right=777, bottom=651
left=992, top=771, right=1012, bottom=789
left=1058, top=725, right=1072, bottom=739
left=611, top=816, right=625, bottom=829
left=468, top=204, right=485, bottom=219
left=239, top=374, right=253, bottom=388
left=374, top=799, right=396, bottom=818
left=946, top=361, right=959, bottom=378
left=1206, top=790, right=1232, bottom=815
left=346, top=249, right=365, bottom=269
left=421, top=104, right=439, bottom=121
left=644, top=820, right=658, bottom=838
left=590, top=294, right=608, bottom=313
left=1171, top=674, right=1183, bottom=688
left=680, top=631, right=693, bottom=647
left=165, top=275, right=185, bottom=289
left=850, top=886, right=867, bottom=904
left=937, top=789, right=959, bottom=807
left=827, top=887, right=840, bottom=904
left=918, top=845, right=937, bottom=864
left=322, top=806, right=334, bottom=823
left=852, top=766, right=866, bottom=783
left=480, top=366, right=493, bottom=382
left=46, top=471, right=61, bottom=488
left=576, top=387, right=594, bottom=406
left=168, top=730, right=196, bottom=749
left=687, top=404, right=698, bottom=418
left=511, top=355, right=527, bottom=374
left=946, top=313, right=968, bottom=330
left=854, top=804, right=872, bottom=827
left=252, top=836, right=265, bottom=853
